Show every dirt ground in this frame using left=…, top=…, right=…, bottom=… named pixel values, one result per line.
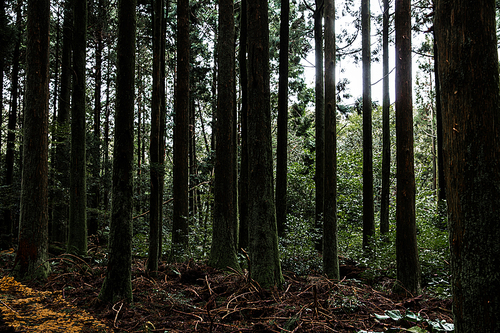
left=0, top=249, right=452, bottom=332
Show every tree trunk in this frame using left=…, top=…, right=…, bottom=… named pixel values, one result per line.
left=435, top=1, right=500, bottom=331
left=13, top=0, right=50, bottom=281
left=433, top=36, right=445, bottom=203
left=395, top=0, right=421, bottom=294
left=323, top=0, right=339, bottom=280
left=238, top=0, right=249, bottom=251
left=99, top=0, right=136, bottom=304
left=275, top=0, right=289, bottom=237
left=209, top=0, right=240, bottom=271
left=362, top=0, right=374, bottom=249
left=314, top=0, right=325, bottom=252
left=380, top=0, right=390, bottom=235
left=171, top=0, right=190, bottom=260
left=247, top=0, right=284, bottom=289
left=148, top=0, right=163, bottom=275
left=68, top=0, right=88, bottom=256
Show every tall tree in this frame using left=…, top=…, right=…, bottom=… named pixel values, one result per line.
left=67, top=0, right=88, bottom=256
left=247, top=0, right=284, bottom=288
left=89, top=0, right=105, bottom=237
left=433, top=36, right=446, bottom=203
left=395, top=0, right=421, bottom=294
left=314, top=0, right=325, bottom=251
left=147, top=0, right=163, bottom=275
left=171, top=0, right=190, bottom=260
left=209, top=0, right=240, bottom=271
left=12, top=0, right=50, bottom=281
left=99, top=0, right=136, bottom=304
left=323, top=0, right=339, bottom=279
left=51, top=0, right=73, bottom=244
left=275, top=0, right=289, bottom=237
left=238, top=0, right=249, bottom=250
left=362, top=0, right=374, bottom=248
left=435, top=1, right=500, bottom=331
left=3, top=0, right=22, bottom=242
left=380, top=0, right=391, bottom=235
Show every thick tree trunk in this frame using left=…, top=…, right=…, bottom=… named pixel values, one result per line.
left=13, top=0, right=50, bottom=281
left=68, top=0, right=88, bottom=256
left=380, top=0, right=390, bottom=235
left=395, top=0, right=421, bottom=294
left=275, top=0, right=289, bottom=237
left=362, top=0, right=374, bottom=248
left=435, top=1, right=500, bottom=331
left=209, top=0, right=240, bottom=271
left=323, top=0, right=339, bottom=280
left=99, top=0, right=136, bottom=304
left=247, top=0, right=284, bottom=289
left=171, top=0, right=190, bottom=260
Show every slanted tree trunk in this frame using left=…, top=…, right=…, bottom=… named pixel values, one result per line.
left=67, top=0, right=88, bottom=256
left=247, top=0, right=284, bottom=289
left=171, top=0, right=190, bottom=260
left=395, top=0, right=421, bottom=294
left=380, top=0, right=390, bottom=235
left=275, top=0, right=289, bottom=237
left=99, top=0, right=136, bottom=304
left=209, top=0, right=240, bottom=271
left=323, top=0, right=339, bottom=280
left=435, top=1, right=500, bottom=331
left=13, top=0, right=50, bottom=281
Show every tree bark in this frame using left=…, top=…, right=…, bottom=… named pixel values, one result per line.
left=13, top=0, right=51, bottom=281
left=395, top=0, right=421, bottom=294
left=247, top=0, right=284, bottom=289
left=68, top=0, right=88, bottom=256
left=362, top=0, right=374, bottom=249
left=148, top=0, right=163, bottom=275
left=323, top=0, right=339, bottom=280
left=238, top=0, right=249, bottom=250
left=209, top=0, right=240, bottom=271
left=314, top=0, right=325, bottom=252
left=435, top=1, right=500, bottom=330
left=171, top=0, right=190, bottom=260
left=99, top=0, right=136, bottom=303
left=380, top=0, right=391, bottom=235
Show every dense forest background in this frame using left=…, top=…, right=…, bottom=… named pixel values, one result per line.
left=1, top=0, right=500, bottom=330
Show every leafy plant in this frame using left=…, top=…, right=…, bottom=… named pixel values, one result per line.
left=357, top=309, right=454, bottom=333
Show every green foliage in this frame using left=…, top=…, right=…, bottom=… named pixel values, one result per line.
left=357, top=309, right=454, bottom=333
left=279, top=215, right=321, bottom=276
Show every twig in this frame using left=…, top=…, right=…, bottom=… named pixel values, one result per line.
left=0, top=299, right=18, bottom=315
left=112, top=301, right=123, bottom=328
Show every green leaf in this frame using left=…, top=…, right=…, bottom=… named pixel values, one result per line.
left=386, top=310, right=404, bottom=321
left=404, top=310, right=424, bottom=322
left=374, top=313, right=390, bottom=320
left=428, top=319, right=454, bottom=332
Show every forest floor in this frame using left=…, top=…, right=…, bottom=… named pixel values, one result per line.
left=0, top=247, right=453, bottom=333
